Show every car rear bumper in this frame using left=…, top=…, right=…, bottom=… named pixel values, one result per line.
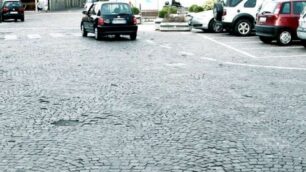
left=2, top=13, right=24, bottom=19
left=297, top=27, right=306, bottom=40
left=98, top=25, right=138, bottom=35
left=255, top=25, right=280, bottom=38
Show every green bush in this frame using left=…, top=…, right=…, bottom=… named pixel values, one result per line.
left=189, top=5, right=204, bottom=13
left=158, top=6, right=178, bottom=18
left=131, top=7, right=140, bottom=15
left=158, top=10, right=168, bottom=18
left=203, top=0, right=217, bottom=11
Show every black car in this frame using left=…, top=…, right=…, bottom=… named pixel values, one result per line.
left=0, top=0, right=24, bottom=22
left=81, top=2, right=138, bottom=40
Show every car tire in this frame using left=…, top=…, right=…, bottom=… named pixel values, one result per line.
left=234, top=19, right=252, bottom=36
left=94, top=27, right=101, bottom=40
left=130, top=33, right=137, bottom=40
left=14, top=18, right=17, bottom=22
left=209, top=19, right=223, bottom=33
left=277, top=30, right=292, bottom=46
left=213, top=3, right=223, bottom=22
left=301, top=40, right=306, bottom=48
left=21, top=16, right=24, bottom=22
left=259, top=36, right=273, bottom=44
left=81, top=24, right=87, bottom=37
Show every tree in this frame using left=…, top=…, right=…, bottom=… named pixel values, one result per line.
left=131, top=7, right=140, bottom=15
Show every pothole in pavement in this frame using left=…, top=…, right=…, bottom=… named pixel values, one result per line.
left=51, top=119, right=80, bottom=127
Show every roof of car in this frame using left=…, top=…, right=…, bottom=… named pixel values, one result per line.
left=95, top=1, right=129, bottom=5
left=2, top=0, right=21, bottom=2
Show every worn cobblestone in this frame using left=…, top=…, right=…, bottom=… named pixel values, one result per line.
left=1, top=10, right=306, bottom=171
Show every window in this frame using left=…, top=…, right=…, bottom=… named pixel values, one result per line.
left=293, top=1, right=306, bottom=15
left=4, top=1, right=22, bottom=7
left=223, top=0, right=243, bottom=7
left=280, top=2, right=291, bottom=14
left=244, top=0, right=256, bottom=8
left=101, top=3, right=132, bottom=15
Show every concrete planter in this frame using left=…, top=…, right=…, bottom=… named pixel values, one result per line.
left=159, top=22, right=191, bottom=32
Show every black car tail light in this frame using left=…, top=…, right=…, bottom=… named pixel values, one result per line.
left=97, top=17, right=104, bottom=26
left=133, top=16, right=137, bottom=25
left=18, top=8, right=25, bottom=13
left=2, top=7, right=9, bottom=13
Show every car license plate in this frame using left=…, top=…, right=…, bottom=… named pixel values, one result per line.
left=10, top=11, right=18, bottom=14
left=112, top=19, right=126, bottom=24
left=259, top=17, right=266, bottom=23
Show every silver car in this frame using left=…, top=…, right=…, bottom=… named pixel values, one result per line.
left=297, top=9, right=306, bottom=47
left=189, top=10, right=223, bottom=33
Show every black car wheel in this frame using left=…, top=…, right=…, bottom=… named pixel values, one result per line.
left=259, top=36, right=273, bottom=44
left=209, top=19, right=223, bottom=33
left=130, top=33, right=137, bottom=40
left=213, top=3, right=223, bottom=22
left=21, top=16, right=24, bottom=22
left=301, top=40, right=306, bottom=48
left=277, top=30, right=292, bottom=46
left=94, top=27, right=101, bottom=40
left=234, top=19, right=252, bottom=36
left=14, top=18, right=17, bottom=22
left=81, top=24, right=87, bottom=37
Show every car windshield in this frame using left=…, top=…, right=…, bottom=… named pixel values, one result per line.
left=101, top=3, right=132, bottom=15
left=259, top=1, right=278, bottom=14
left=4, top=1, right=22, bottom=7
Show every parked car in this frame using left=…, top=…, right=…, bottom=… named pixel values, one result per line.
left=256, top=0, right=306, bottom=45
left=81, top=2, right=138, bottom=40
left=214, top=0, right=264, bottom=36
left=189, top=10, right=223, bottom=33
left=0, top=0, right=24, bottom=22
left=297, top=6, right=306, bottom=47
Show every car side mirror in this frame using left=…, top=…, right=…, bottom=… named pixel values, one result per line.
left=82, top=11, right=88, bottom=15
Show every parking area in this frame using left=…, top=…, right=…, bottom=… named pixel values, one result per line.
left=2, top=11, right=306, bottom=171
left=188, top=30, right=306, bottom=71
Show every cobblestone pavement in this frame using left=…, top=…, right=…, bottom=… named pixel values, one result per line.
left=1, top=10, right=306, bottom=172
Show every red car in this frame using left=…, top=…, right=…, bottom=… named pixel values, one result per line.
left=255, top=0, right=306, bottom=45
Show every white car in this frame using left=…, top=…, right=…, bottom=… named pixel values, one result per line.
left=297, top=9, right=306, bottom=47
left=190, top=10, right=223, bottom=33
left=214, top=0, right=265, bottom=36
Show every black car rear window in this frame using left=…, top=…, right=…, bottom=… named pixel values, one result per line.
left=4, top=1, right=22, bottom=8
left=101, top=3, right=132, bottom=15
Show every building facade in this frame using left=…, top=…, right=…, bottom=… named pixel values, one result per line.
left=21, top=0, right=85, bottom=11
left=49, top=0, right=85, bottom=11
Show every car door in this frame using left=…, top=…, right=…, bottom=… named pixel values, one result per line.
left=278, top=2, right=292, bottom=29
left=84, top=4, right=96, bottom=33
